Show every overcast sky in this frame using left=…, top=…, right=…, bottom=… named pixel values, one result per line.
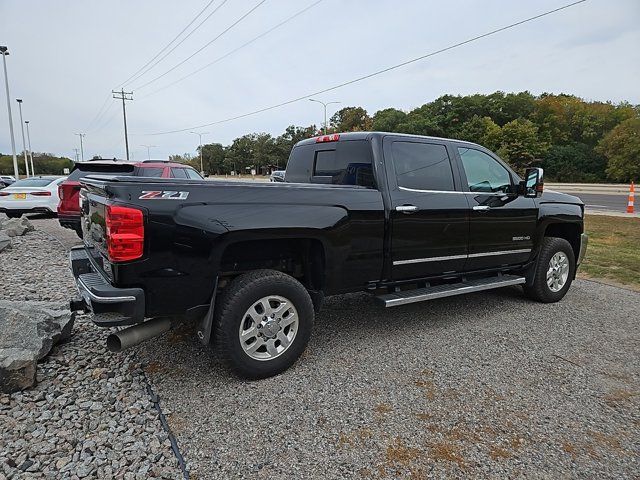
left=1, top=0, right=638, bottom=160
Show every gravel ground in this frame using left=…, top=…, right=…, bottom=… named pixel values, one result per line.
left=138, top=282, right=639, bottom=479
left=2, top=218, right=639, bottom=479
left=0, top=219, right=183, bottom=479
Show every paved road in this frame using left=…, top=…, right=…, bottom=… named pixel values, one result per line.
left=554, top=191, right=628, bottom=214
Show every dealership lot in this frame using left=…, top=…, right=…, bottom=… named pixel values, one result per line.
left=2, top=217, right=639, bottom=479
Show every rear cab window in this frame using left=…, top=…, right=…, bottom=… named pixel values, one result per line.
left=285, top=140, right=375, bottom=188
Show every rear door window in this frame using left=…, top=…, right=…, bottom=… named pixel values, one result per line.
left=391, top=141, right=455, bottom=191
left=286, top=140, right=375, bottom=188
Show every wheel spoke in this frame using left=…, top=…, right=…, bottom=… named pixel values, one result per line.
left=272, top=301, right=289, bottom=314
left=240, top=326, right=258, bottom=341
left=266, top=339, right=278, bottom=357
left=277, top=331, right=291, bottom=348
left=245, top=336, right=265, bottom=354
left=280, top=311, right=297, bottom=328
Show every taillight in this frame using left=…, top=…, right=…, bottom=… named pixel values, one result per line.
left=0, top=192, right=9, bottom=197
left=315, top=134, right=340, bottom=143
left=105, top=205, right=144, bottom=262
left=58, top=185, right=64, bottom=199
left=30, top=191, right=52, bottom=196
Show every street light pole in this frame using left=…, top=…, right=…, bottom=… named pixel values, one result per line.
left=309, top=99, right=341, bottom=134
left=140, top=144, right=157, bottom=160
left=76, top=133, right=86, bottom=161
left=190, top=131, right=209, bottom=174
left=112, top=89, right=133, bottom=160
left=16, top=99, right=30, bottom=177
left=0, top=46, right=19, bottom=178
left=25, top=120, right=34, bottom=175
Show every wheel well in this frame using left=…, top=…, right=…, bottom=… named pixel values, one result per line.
left=218, top=238, right=325, bottom=291
left=544, top=223, right=581, bottom=261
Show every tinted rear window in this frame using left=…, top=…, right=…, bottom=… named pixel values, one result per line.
left=286, top=140, right=375, bottom=188
left=171, top=168, right=188, bottom=178
left=68, top=163, right=135, bottom=180
left=11, top=178, right=56, bottom=187
left=391, top=142, right=455, bottom=191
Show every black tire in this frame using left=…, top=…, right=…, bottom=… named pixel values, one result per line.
left=5, top=212, right=21, bottom=219
left=214, top=269, right=314, bottom=379
left=524, top=237, right=575, bottom=303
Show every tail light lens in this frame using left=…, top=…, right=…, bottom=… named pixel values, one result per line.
left=58, top=185, right=65, bottom=199
left=0, top=192, right=9, bottom=197
left=30, top=191, right=52, bottom=196
left=105, top=205, right=144, bottom=262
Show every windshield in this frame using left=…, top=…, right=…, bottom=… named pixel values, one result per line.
left=11, top=178, right=56, bottom=187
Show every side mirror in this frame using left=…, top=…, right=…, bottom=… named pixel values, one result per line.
left=523, top=167, right=544, bottom=198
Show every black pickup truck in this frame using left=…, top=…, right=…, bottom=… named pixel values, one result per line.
left=69, top=132, right=587, bottom=378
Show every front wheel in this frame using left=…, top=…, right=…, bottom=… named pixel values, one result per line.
left=524, top=237, right=575, bottom=303
left=214, top=269, right=314, bottom=379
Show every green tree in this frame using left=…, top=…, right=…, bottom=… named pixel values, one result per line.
left=200, top=143, right=225, bottom=174
left=596, top=117, right=640, bottom=181
left=497, top=119, right=549, bottom=172
left=371, top=108, right=407, bottom=132
left=330, top=107, right=371, bottom=132
left=544, top=143, right=607, bottom=182
left=457, top=115, right=502, bottom=151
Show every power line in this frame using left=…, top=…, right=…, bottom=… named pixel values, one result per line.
left=138, top=0, right=323, bottom=101
left=137, top=0, right=588, bottom=137
left=122, top=0, right=229, bottom=88
left=85, top=94, right=112, bottom=131
left=132, top=0, right=266, bottom=91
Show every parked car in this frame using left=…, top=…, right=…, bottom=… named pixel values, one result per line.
left=0, top=176, right=66, bottom=218
left=270, top=170, right=285, bottom=182
left=58, top=160, right=203, bottom=237
left=69, top=132, right=587, bottom=379
left=0, top=175, right=16, bottom=189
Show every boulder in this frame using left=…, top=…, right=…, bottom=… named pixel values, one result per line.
left=0, top=301, right=75, bottom=393
left=0, top=231, right=10, bottom=252
left=0, top=216, right=34, bottom=237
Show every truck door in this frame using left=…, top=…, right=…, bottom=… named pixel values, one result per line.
left=383, top=137, right=469, bottom=281
left=454, top=145, right=537, bottom=270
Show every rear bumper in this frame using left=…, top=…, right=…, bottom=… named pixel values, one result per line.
left=69, top=246, right=145, bottom=326
left=577, top=233, right=588, bottom=266
left=0, top=206, right=55, bottom=214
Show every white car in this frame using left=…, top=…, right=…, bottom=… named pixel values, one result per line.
left=0, top=176, right=66, bottom=218
left=0, top=175, right=16, bottom=189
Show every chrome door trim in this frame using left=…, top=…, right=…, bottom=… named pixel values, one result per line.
left=393, top=249, right=531, bottom=266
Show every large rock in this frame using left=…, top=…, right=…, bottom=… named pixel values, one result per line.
left=0, top=231, right=10, bottom=252
left=0, top=216, right=34, bottom=237
left=0, top=301, right=75, bottom=393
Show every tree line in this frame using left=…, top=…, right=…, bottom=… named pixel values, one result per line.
left=176, top=91, right=639, bottom=182
left=0, top=153, right=74, bottom=176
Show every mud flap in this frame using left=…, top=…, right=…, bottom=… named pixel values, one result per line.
left=196, top=277, right=218, bottom=345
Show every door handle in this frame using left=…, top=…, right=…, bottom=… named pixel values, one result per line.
left=396, top=205, right=418, bottom=214
left=473, top=205, right=491, bottom=211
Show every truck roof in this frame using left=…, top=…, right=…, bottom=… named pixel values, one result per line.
left=294, top=131, right=481, bottom=148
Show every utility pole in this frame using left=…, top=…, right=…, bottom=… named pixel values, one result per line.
left=16, top=99, right=30, bottom=177
left=25, top=120, right=34, bottom=175
left=112, top=89, right=133, bottom=160
left=0, top=46, right=19, bottom=178
left=309, top=98, right=341, bottom=134
left=190, top=131, right=209, bottom=174
left=76, top=133, right=86, bottom=161
left=73, top=148, right=80, bottom=162
left=140, top=144, right=157, bottom=160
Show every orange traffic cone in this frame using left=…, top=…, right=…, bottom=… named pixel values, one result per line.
left=627, top=182, right=635, bottom=214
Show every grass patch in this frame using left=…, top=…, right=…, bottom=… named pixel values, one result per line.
left=579, top=215, right=640, bottom=289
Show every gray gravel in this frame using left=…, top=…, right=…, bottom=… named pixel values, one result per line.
left=0, top=219, right=182, bottom=479
left=138, top=282, right=639, bottom=479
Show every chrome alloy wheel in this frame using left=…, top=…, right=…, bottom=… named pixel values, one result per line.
left=238, top=295, right=299, bottom=361
left=547, top=251, right=569, bottom=292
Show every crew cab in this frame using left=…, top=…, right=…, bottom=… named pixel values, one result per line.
left=69, top=132, right=587, bottom=379
left=58, top=159, right=203, bottom=236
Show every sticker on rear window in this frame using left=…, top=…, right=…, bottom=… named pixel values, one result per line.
left=139, top=191, right=189, bottom=200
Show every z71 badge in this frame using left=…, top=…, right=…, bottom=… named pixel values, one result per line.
left=139, top=191, right=189, bottom=200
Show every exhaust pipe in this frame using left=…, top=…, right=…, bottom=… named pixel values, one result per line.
left=107, top=317, right=171, bottom=352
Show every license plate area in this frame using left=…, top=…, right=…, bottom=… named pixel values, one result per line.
left=13, top=193, right=26, bottom=199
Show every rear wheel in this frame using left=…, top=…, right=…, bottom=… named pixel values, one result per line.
left=524, top=237, right=575, bottom=303
left=214, top=269, right=314, bottom=379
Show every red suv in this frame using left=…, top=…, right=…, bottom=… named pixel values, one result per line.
left=58, top=160, right=203, bottom=237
